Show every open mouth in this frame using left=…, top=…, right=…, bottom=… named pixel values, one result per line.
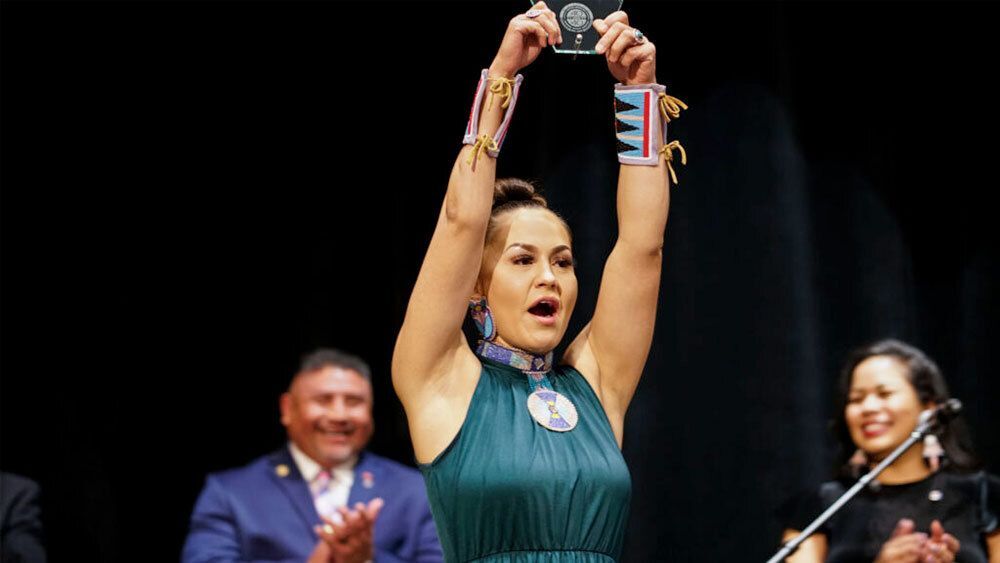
left=528, top=298, right=559, bottom=322
left=318, top=427, right=353, bottom=441
left=861, top=421, right=890, bottom=438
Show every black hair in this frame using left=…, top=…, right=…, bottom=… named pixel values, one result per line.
left=485, top=178, right=570, bottom=247
left=291, top=348, right=372, bottom=388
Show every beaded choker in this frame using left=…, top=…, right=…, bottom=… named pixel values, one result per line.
left=475, top=340, right=578, bottom=432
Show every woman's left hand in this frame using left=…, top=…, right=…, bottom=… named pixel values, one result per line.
left=921, top=520, right=960, bottom=563
left=593, top=11, right=656, bottom=85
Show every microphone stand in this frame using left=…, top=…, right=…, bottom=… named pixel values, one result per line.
left=765, top=411, right=938, bottom=563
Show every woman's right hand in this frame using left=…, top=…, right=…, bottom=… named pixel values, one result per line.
left=489, top=2, right=562, bottom=78
left=876, top=519, right=929, bottom=563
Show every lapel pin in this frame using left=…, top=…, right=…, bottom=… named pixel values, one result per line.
left=362, top=471, right=374, bottom=489
left=275, top=464, right=290, bottom=477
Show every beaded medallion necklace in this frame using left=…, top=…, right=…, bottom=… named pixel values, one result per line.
left=476, top=340, right=578, bottom=432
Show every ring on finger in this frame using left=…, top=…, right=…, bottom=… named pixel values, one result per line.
left=322, top=524, right=335, bottom=535
left=633, top=28, right=646, bottom=43
left=525, top=9, right=543, bottom=18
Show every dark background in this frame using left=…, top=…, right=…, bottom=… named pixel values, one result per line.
left=2, top=1, right=997, bottom=561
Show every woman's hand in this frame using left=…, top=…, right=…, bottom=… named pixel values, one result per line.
left=490, top=2, right=562, bottom=78
left=920, top=520, right=960, bottom=563
left=593, top=11, right=656, bottom=85
left=876, top=519, right=929, bottom=563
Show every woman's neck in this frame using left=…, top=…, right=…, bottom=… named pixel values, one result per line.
left=871, top=444, right=932, bottom=484
left=476, top=339, right=553, bottom=375
left=493, top=335, right=548, bottom=357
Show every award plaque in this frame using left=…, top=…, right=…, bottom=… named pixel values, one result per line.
left=531, top=0, right=623, bottom=56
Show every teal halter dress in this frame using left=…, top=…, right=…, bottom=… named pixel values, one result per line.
left=419, top=349, right=632, bottom=563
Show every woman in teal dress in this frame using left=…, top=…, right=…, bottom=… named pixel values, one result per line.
left=392, top=4, right=685, bottom=561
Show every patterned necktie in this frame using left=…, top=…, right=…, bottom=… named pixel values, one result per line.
left=310, top=470, right=340, bottom=520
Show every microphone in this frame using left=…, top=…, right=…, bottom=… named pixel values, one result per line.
left=918, top=398, right=963, bottom=425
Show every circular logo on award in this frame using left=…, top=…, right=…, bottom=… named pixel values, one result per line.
left=526, top=389, right=578, bottom=432
left=559, top=3, right=594, bottom=33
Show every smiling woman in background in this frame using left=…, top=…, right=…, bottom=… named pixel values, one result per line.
left=779, top=339, right=1000, bottom=563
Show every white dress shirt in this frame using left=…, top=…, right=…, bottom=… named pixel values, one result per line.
left=288, top=442, right=356, bottom=520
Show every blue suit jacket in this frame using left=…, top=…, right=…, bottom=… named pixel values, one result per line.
left=182, top=448, right=442, bottom=563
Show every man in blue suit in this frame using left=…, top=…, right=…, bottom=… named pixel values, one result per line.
left=182, top=349, right=442, bottom=563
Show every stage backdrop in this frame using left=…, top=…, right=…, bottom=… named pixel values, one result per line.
left=2, top=1, right=997, bottom=561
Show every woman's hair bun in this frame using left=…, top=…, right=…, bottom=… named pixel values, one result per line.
left=493, top=178, right=547, bottom=212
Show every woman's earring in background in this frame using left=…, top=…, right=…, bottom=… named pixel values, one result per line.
left=923, top=434, right=944, bottom=473
left=849, top=449, right=868, bottom=478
